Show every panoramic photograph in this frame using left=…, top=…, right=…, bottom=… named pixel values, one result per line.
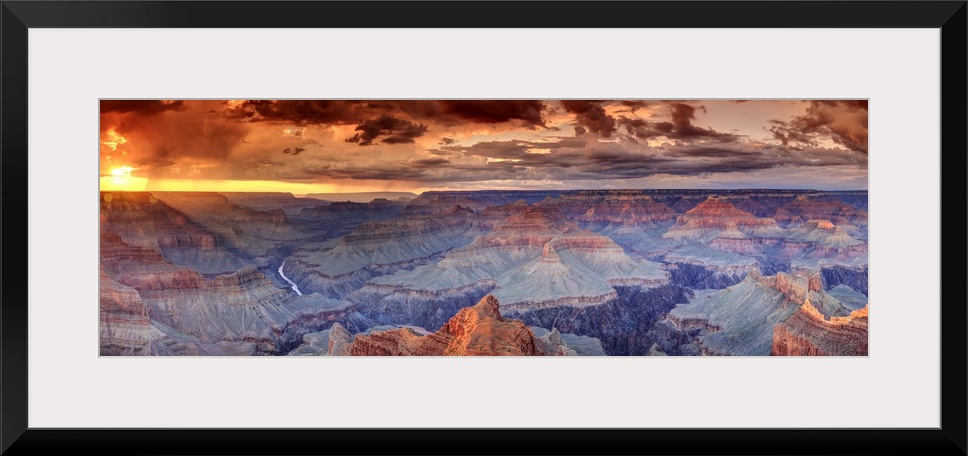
left=99, top=99, right=868, bottom=356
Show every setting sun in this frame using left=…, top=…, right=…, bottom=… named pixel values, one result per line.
left=101, top=166, right=147, bottom=191
left=111, top=166, right=135, bottom=183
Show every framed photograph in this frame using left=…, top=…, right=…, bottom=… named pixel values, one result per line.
left=2, top=1, right=965, bottom=454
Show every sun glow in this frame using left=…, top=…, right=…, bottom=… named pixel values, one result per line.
left=111, top=166, right=135, bottom=183
left=100, top=166, right=148, bottom=191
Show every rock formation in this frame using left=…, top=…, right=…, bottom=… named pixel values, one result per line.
left=663, top=196, right=783, bottom=241
left=664, top=269, right=853, bottom=355
left=772, top=301, right=869, bottom=356
left=329, top=295, right=544, bottom=356
left=101, top=188, right=868, bottom=356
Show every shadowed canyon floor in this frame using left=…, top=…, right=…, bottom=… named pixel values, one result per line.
left=100, top=189, right=868, bottom=356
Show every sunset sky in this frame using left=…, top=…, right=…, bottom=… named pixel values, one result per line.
left=99, top=100, right=868, bottom=194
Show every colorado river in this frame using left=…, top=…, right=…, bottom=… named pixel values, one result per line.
left=278, top=259, right=303, bottom=296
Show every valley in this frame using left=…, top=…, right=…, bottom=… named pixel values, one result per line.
left=99, top=188, right=869, bottom=356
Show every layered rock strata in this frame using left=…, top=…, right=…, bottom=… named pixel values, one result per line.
left=328, top=295, right=543, bottom=356
left=772, top=301, right=869, bottom=356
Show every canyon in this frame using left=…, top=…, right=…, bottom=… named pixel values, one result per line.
left=100, top=189, right=868, bottom=356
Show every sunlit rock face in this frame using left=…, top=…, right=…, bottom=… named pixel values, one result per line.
left=329, top=295, right=542, bottom=356
left=772, top=302, right=869, bottom=356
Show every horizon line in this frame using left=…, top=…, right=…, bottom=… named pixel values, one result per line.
left=98, top=188, right=869, bottom=194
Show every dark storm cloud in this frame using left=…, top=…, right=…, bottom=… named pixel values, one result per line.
left=100, top=100, right=186, bottom=115
left=617, top=101, right=650, bottom=114
left=437, top=100, right=546, bottom=128
left=617, top=116, right=660, bottom=140
left=345, top=114, right=429, bottom=146
left=226, top=100, right=549, bottom=130
left=227, top=100, right=371, bottom=125
left=667, top=103, right=734, bottom=140
left=768, top=119, right=817, bottom=149
left=561, top=101, right=617, bottom=137
left=617, top=103, right=735, bottom=142
left=768, top=100, right=868, bottom=153
left=412, top=158, right=452, bottom=168
left=438, top=137, right=457, bottom=146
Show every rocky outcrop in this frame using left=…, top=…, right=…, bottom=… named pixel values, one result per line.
left=662, top=197, right=783, bottom=241
left=331, top=295, right=542, bottom=356
left=536, top=190, right=679, bottom=228
left=530, top=327, right=606, bottom=356
left=754, top=269, right=824, bottom=305
left=100, top=270, right=163, bottom=355
left=663, top=269, right=852, bottom=356
left=772, top=194, right=867, bottom=230
left=534, top=327, right=577, bottom=356
left=772, top=301, right=869, bottom=356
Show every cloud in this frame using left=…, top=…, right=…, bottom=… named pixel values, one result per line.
left=616, top=103, right=735, bottom=142
left=666, top=103, right=734, bottom=139
left=768, top=100, right=868, bottom=153
left=100, top=100, right=186, bottom=115
left=411, top=158, right=451, bottom=168
left=99, top=99, right=867, bottom=189
left=561, top=101, right=616, bottom=137
left=616, top=100, right=650, bottom=114
left=228, top=100, right=370, bottom=125
left=345, top=114, right=429, bottom=146
left=428, top=136, right=865, bottom=183
left=100, top=100, right=248, bottom=177
left=436, top=100, right=546, bottom=128
left=226, top=100, right=549, bottom=131
left=617, top=116, right=659, bottom=140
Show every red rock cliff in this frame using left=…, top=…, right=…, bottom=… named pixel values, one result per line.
left=341, top=295, right=541, bottom=356
left=772, top=300, right=869, bottom=356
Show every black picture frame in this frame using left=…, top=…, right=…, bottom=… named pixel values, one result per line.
left=2, top=1, right=965, bottom=455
